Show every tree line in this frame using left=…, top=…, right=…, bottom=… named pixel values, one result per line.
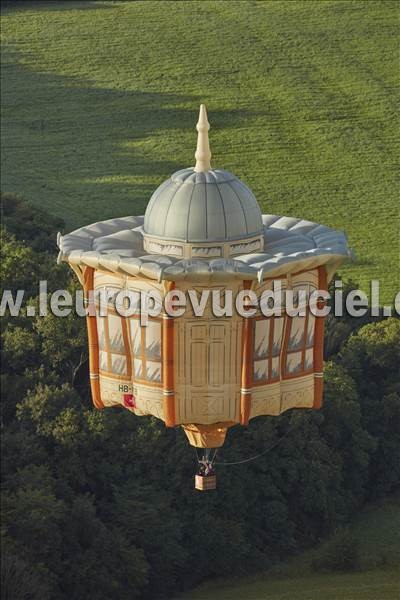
left=1, top=192, right=399, bottom=599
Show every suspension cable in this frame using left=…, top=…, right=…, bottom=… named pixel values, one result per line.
left=214, top=423, right=299, bottom=466
left=194, top=447, right=219, bottom=465
left=192, top=422, right=300, bottom=468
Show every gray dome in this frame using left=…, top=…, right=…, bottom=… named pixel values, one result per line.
left=144, top=167, right=263, bottom=243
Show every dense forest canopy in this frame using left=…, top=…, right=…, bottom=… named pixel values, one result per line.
left=1, top=193, right=399, bottom=599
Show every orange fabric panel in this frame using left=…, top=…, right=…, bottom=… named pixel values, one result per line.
left=83, top=267, right=104, bottom=409
left=313, top=266, right=328, bottom=409
left=240, top=281, right=254, bottom=425
left=162, top=282, right=176, bottom=426
left=182, top=422, right=234, bottom=448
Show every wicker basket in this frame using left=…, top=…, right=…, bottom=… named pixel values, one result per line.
left=195, top=474, right=217, bottom=491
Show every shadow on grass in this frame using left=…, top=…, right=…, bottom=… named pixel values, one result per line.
left=1, top=1, right=114, bottom=14
left=1, top=44, right=264, bottom=230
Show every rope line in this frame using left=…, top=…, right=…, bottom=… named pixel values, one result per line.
left=214, top=423, right=298, bottom=466
left=194, top=447, right=219, bottom=465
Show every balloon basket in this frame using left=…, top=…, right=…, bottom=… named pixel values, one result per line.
left=195, top=474, right=217, bottom=491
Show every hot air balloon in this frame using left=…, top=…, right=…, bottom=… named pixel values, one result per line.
left=57, top=106, right=351, bottom=490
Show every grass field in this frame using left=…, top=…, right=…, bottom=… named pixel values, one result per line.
left=1, top=1, right=399, bottom=303
left=179, top=495, right=400, bottom=599
left=181, top=570, right=399, bottom=600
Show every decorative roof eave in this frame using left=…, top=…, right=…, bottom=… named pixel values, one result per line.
left=58, top=248, right=350, bottom=284
left=58, top=214, right=352, bottom=285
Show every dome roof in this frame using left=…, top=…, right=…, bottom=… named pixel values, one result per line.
left=143, top=106, right=264, bottom=255
left=144, top=166, right=263, bottom=243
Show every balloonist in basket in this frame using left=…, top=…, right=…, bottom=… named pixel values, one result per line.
left=58, top=105, right=351, bottom=491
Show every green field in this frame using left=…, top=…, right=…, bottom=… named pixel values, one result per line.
left=181, top=570, right=399, bottom=600
left=1, top=1, right=399, bottom=303
left=179, top=496, right=400, bottom=599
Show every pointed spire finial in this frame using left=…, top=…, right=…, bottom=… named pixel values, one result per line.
left=194, top=104, right=212, bottom=172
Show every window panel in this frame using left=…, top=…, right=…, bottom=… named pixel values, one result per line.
left=253, top=359, right=268, bottom=382
left=291, top=284, right=309, bottom=314
left=99, top=350, right=108, bottom=371
left=116, top=290, right=140, bottom=315
left=108, top=314, right=125, bottom=352
left=281, top=278, right=318, bottom=378
left=271, top=356, right=280, bottom=379
left=288, top=316, right=306, bottom=351
left=286, top=351, right=302, bottom=374
left=146, top=360, right=161, bottom=383
left=252, top=316, right=285, bottom=384
left=134, top=358, right=143, bottom=379
left=129, top=318, right=163, bottom=384
left=296, top=282, right=310, bottom=295
left=145, top=321, right=161, bottom=360
left=306, top=314, right=315, bottom=347
left=107, top=287, right=122, bottom=307
left=111, top=354, right=127, bottom=376
left=95, top=287, right=121, bottom=310
left=130, top=319, right=141, bottom=356
left=254, top=320, right=269, bottom=360
left=305, top=348, right=313, bottom=370
left=272, top=317, right=284, bottom=356
left=96, top=317, right=106, bottom=350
